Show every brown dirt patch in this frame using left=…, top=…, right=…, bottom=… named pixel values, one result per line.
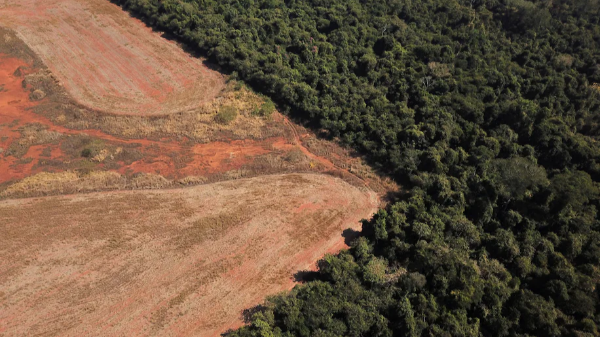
left=0, top=0, right=225, bottom=116
left=0, top=173, right=379, bottom=336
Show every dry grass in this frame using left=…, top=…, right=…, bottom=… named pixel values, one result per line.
left=5, top=123, right=63, bottom=157
left=0, top=27, right=41, bottom=65
left=175, top=209, right=252, bottom=249
left=303, top=136, right=399, bottom=196
left=1, top=171, right=123, bottom=198
left=0, top=170, right=176, bottom=198
left=33, top=79, right=285, bottom=143
left=428, top=61, right=452, bottom=78
left=557, top=54, right=575, bottom=68
left=177, top=175, right=208, bottom=186
left=1, top=166, right=325, bottom=198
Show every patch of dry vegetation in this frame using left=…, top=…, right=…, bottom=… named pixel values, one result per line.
left=57, top=135, right=145, bottom=166
left=174, top=209, right=252, bottom=250
left=303, top=137, right=398, bottom=196
left=31, top=75, right=285, bottom=143
left=5, top=123, right=63, bottom=157
left=428, top=61, right=452, bottom=78
left=0, top=28, right=42, bottom=65
left=0, top=171, right=180, bottom=198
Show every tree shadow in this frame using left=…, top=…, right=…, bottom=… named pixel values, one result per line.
left=293, top=270, right=319, bottom=283
left=220, top=328, right=235, bottom=337
left=342, top=228, right=361, bottom=246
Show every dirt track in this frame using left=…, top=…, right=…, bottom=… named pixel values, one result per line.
left=0, top=0, right=225, bottom=115
left=0, top=174, right=378, bottom=336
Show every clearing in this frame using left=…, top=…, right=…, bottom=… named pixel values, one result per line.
left=0, top=0, right=225, bottom=115
left=0, top=174, right=378, bottom=336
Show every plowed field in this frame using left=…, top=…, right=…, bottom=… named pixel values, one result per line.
left=0, top=174, right=378, bottom=336
left=0, top=0, right=225, bottom=115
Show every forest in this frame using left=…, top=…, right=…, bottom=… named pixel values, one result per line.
left=111, top=0, right=600, bottom=335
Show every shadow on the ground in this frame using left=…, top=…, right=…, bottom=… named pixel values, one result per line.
left=293, top=270, right=320, bottom=283
left=342, top=227, right=361, bottom=246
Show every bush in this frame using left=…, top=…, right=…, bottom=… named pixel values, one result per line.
left=215, top=106, right=238, bottom=124
left=81, top=148, right=93, bottom=158
left=253, top=100, right=275, bottom=118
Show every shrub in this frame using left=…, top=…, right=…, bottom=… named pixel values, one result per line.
left=253, top=100, right=275, bottom=118
left=215, top=106, right=238, bottom=124
left=81, top=148, right=93, bottom=158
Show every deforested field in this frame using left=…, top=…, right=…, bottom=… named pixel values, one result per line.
left=0, top=0, right=225, bottom=116
left=0, top=174, right=378, bottom=336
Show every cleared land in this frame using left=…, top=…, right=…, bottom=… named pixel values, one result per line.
left=0, top=50, right=395, bottom=197
left=0, top=174, right=378, bottom=336
left=0, top=0, right=225, bottom=115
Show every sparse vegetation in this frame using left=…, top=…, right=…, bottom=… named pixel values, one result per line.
left=5, top=123, right=62, bottom=158
left=0, top=170, right=175, bottom=199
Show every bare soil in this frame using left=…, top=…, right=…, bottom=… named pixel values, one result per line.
left=0, top=174, right=378, bottom=336
left=0, top=0, right=225, bottom=116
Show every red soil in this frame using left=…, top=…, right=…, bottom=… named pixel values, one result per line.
left=0, top=2, right=392, bottom=334
left=0, top=55, right=299, bottom=184
left=1, top=55, right=378, bottom=193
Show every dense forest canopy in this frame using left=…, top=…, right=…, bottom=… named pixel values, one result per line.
left=111, top=0, right=600, bottom=335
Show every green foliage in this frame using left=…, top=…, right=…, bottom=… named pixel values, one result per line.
left=112, top=0, right=600, bottom=335
left=81, top=148, right=92, bottom=158
left=253, top=99, right=276, bottom=117
left=491, top=157, right=549, bottom=199
left=80, top=139, right=105, bottom=158
left=215, top=105, right=238, bottom=124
